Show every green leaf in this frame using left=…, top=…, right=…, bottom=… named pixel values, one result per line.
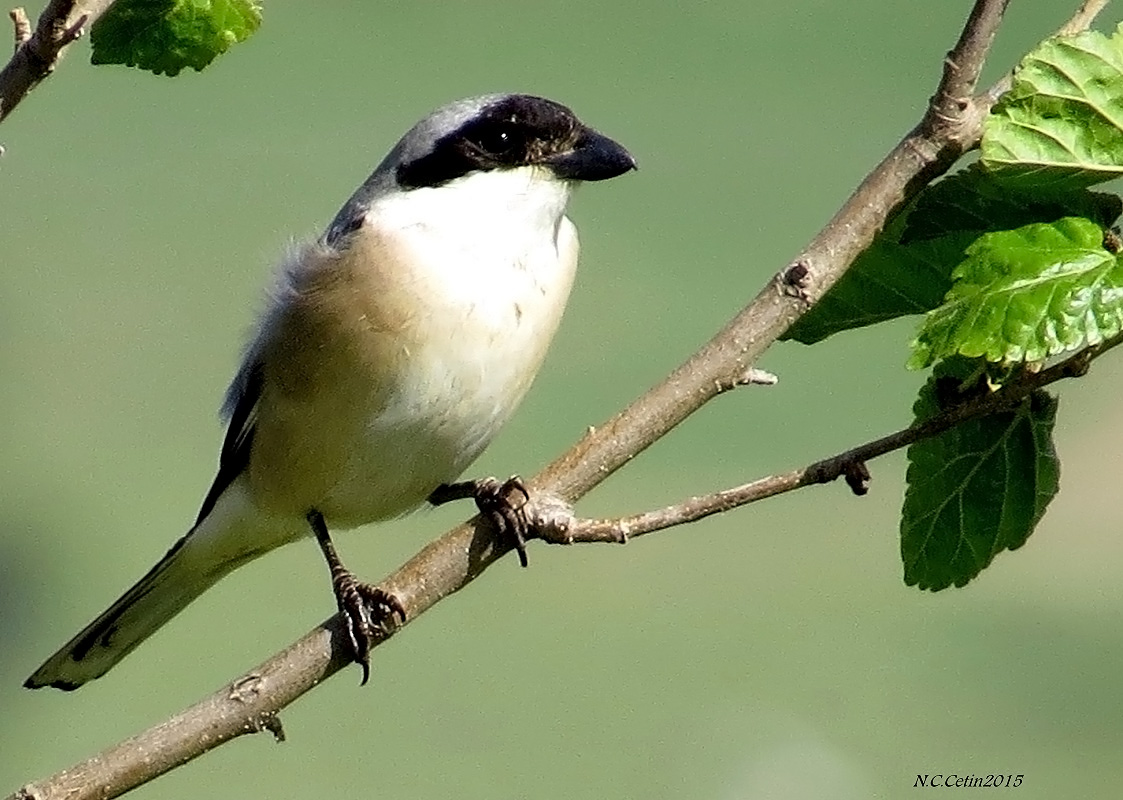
left=784, top=165, right=1121, bottom=345
left=91, top=0, right=262, bottom=76
left=901, top=164, right=1121, bottom=243
left=782, top=227, right=965, bottom=345
left=908, top=217, right=1123, bottom=369
left=901, top=359, right=1060, bottom=591
left=982, top=25, right=1123, bottom=189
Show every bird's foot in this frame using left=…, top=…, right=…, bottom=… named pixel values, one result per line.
left=330, top=570, right=406, bottom=686
left=429, top=476, right=532, bottom=566
left=308, top=509, right=405, bottom=685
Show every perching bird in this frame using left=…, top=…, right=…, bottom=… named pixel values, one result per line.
left=25, top=94, right=635, bottom=690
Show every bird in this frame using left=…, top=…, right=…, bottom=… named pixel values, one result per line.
left=25, top=93, right=635, bottom=691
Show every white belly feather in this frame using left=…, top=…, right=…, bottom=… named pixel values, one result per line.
left=333, top=216, right=578, bottom=523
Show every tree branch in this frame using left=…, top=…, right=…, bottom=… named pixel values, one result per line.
left=0, top=0, right=114, bottom=124
left=931, top=0, right=1008, bottom=120
left=1058, top=0, right=1111, bottom=36
left=8, top=1, right=1110, bottom=799
left=536, top=333, right=1123, bottom=545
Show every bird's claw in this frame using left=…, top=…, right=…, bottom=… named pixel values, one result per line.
left=332, top=573, right=405, bottom=685
left=430, top=475, right=533, bottom=566
left=473, top=476, right=532, bottom=566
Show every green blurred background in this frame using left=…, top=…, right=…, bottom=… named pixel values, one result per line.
left=3, top=2, right=1122, bottom=798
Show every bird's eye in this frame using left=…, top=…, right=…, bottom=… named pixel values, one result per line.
left=468, top=120, right=525, bottom=159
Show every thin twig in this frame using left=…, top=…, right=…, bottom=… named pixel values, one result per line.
left=540, top=335, right=1123, bottom=545
left=931, top=0, right=1009, bottom=124
left=1057, top=0, right=1111, bottom=36
left=7, top=1, right=1109, bottom=799
left=0, top=0, right=113, bottom=124
left=10, top=8, right=32, bottom=51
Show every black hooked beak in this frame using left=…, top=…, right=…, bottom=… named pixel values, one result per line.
left=546, top=127, right=637, bottom=182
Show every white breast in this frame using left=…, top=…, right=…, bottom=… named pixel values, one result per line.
left=321, top=167, right=580, bottom=525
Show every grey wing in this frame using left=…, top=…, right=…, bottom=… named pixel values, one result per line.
left=194, top=359, right=263, bottom=524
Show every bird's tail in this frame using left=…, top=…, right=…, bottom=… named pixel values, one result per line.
left=25, top=485, right=298, bottom=691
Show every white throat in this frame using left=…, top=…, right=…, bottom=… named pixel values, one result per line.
left=367, top=166, right=574, bottom=259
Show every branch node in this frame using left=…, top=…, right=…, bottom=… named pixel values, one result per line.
left=10, top=8, right=31, bottom=51
left=843, top=460, right=872, bottom=496
left=43, top=0, right=79, bottom=38
left=229, top=675, right=285, bottom=740
left=526, top=492, right=577, bottom=545
left=739, top=367, right=778, bottom=387
left=715, top=366, right=779, bottom=394
left=780, top=260, right=812, bottom=303
left=251, top=712, right=287, bottom=743
left=1063, top=349, right=1094, bottom=378
left=228, top=673, right=267, bottom=703
left=60, top=12, right=88, bottom=45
